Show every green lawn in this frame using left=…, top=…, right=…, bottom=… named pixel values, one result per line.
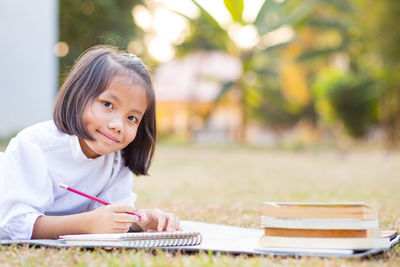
left=1, top=144, right=400, bottom=266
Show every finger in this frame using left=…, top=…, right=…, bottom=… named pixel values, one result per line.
left=157, top=213, right=167, bottom=232
left=114, top=213, right=139, bottom=223
left=115, top=220, right=134, bottom=230
left=165, top=214, right=177, bottom=232
left=108, top=203, right=136, bottom=214
left=103, top=222, right=131, bottom=233
left=176, top=217, right=181, bottom=231
left=167, top=214, right=181, bottom=232
left=112, top=224, right=132, bottom=233
left=135, top=209, right=148, bottom=222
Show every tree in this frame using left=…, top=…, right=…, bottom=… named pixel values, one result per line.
left=173, top=0, right=321, bottom=140
left=293, top=1, right=380, bottom=138
left=59, top=0, right=142, bottom=82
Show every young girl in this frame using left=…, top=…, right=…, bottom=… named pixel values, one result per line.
left=0, top=45, right=180, bottom=240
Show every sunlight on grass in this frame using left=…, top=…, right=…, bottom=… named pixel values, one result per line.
left=1, top=144, right=400, bottom=265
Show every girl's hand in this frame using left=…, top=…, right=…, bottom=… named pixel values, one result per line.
left=136, top=209, right=181, bottom=232
left=87, top=203, right=139, bottom=233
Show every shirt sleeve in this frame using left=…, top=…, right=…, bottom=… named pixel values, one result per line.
left=0, top=137, right=54, bottom=239
left=94, top=166, right=137, bottom=209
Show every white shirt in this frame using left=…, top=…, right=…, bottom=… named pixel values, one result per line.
left=0, top=121, right=137, bottom=240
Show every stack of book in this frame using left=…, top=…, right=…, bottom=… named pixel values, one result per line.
left=259, top=202, right=391, bottom=250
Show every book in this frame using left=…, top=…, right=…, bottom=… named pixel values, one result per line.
left=59, top=231, right=202, bottom=247
left=263, top=202, right=377, bottom=220
left=264, top=228, right=380, bottom=238
left=260, top=216, right=379, bottom=230
left=259, top=235, right=390, bottom=250
left=256, top=232, right=399, bottom=257
left=258, top=202, right=395, bottom=253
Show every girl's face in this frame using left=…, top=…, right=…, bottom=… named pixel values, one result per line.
left=79, top=75, right=148, bottom=158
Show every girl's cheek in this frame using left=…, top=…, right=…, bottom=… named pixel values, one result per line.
left=128, top=129, right=138, bottom=142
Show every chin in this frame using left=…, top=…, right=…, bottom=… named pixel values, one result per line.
left=96, top=147, right=121, bottom=156
left=88, top=147, right=111, bottom=157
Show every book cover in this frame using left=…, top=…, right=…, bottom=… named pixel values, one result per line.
left=264, top=228, right=380, bottom=238
left=260, top=216, right=379, bottom=230
left=259, top=235, right=390, bottom=250
left=263, top=202, right=377, bottom=220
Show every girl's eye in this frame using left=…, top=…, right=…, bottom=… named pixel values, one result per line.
left=128, top=116, right=137, bottom=123
left=103, top=101, right=113, bottom=109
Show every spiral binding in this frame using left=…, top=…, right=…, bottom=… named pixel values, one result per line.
left=59, top=231, right=202, bottom=248
left=120, top=232, right=202, bottom=247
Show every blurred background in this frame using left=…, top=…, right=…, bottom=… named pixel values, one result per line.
left=1, top=0, right=400, bottom=149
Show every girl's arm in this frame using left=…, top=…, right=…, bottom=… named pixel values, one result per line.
left=32, top=203, right=139, bottom=239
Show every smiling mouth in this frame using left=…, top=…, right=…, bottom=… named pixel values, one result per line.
left=97, top=130, right=119, bottom=143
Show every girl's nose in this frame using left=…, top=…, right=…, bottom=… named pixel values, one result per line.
left=108, top=116, right=123, bottom=132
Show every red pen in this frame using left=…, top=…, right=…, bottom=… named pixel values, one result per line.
left=59, top=183, right=142, bottom=219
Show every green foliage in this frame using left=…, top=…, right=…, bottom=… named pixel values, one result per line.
left=357, top=0, right=400, bottom=144
left=313, top=69, right=378, bottom=138
left=177, top=17, right=232, bottom=55
left=255, top=0, right=318, bottom=35
left=328, top=76, right=377, bottom=138
left=176, top=1, right=233, bottom=56
left=59, top=0, right=142, bottom=81
left=223, top=0, right=244, bottom=23
left=245, top=63, right=311, bottom=127
left=255, top=85, right=311, bottom=127
left=295, top=2, right=352, bottom=62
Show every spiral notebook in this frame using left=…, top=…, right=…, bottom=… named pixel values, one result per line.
left=58, top=231, right=202, bottom=248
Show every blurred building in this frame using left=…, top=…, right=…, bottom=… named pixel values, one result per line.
left=0, top=0, right=58, bottom=138
left=153, top=51, right=243, bottom=143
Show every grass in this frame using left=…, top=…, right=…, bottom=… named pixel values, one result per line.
left=1, top=143, right=400, bottom=266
